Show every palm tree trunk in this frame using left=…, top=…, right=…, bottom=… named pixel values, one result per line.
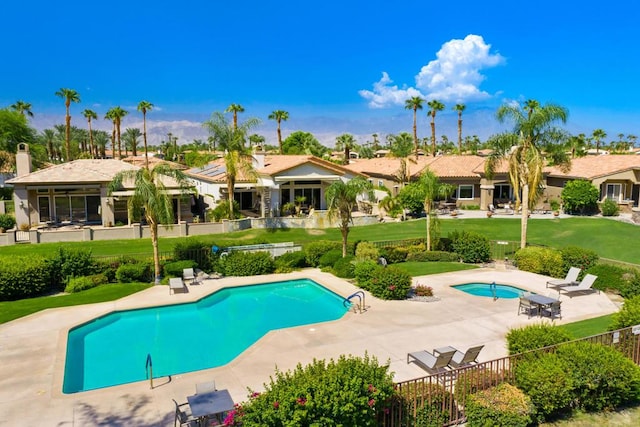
left=227, top=176, right=235, bottom=220
left=413, top=109, right=419, bottom=159
left=143, top=112, right=149, bottom=169
left=430, top=115, right=436, bottom=157
left=65, top=104, right=71, bottom=161
left=150, top=221, right=161, bottom=284
left=520, top=183, right=529, bottom=249
left=425, top=204, right=432, bottom=251
left=88, top=120, right=94, bottom=159
left=457, top=114, right=463, bottom=153
left=340, top=220, right=349, bottom=257
left=277, top=120, right=283, bottom=154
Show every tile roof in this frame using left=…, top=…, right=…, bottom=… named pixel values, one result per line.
left=428, top=155, right=486, bottom=178
left=545, top=155, right=640, bottom=179
left=122, top=156, right=187, bottom=170
left=6, top=159, right=139, bottom=184
left=345, top=155, right=488, bottom=178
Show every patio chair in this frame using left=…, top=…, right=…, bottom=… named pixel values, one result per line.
left=559, top=274, right=598, bottom=298
left=518, top=296, right=538, bottom=318
left=407, top=349, right=455, bottom=374
left=195, top=380, right=217, bottom=394
left=173, top=399, right=198, bottom=427
left=183, top=268, right=196, bottom=285
left=169, top=277, right=186, bottom=295
left=542, top=301, right=562, bottom=319
left=449, top=345, right=484, bottom=368
left=546, top=267, right=581, bottom=288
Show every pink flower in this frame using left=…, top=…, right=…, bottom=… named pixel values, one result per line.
left=297, top=397, right=307, bottom=405
left=368, top=399, right=375, bottom=407
left=250, top=391, right=261, bottom=398
left=273, top=401, right=280, bottom=409
left=368, top=384, right=376, bottom=393
left=388, top=285, right=396, bottom=291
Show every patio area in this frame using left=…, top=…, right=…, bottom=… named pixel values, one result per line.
left=0, top=268, right=619, bottom=426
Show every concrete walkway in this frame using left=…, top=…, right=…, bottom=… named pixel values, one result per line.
left=0, top=268, right=619, bottom=426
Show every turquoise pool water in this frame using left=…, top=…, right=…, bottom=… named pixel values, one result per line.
left=63, top=279, right=348, bottom=393
left=452, top=282, right=526, bottom=299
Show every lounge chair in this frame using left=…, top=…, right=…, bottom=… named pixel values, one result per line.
left=407, top=349, right=455, bottom=374
left=183, top=268, right=196, bottom=285
left=559, top=274, right=598, bottom=298
left=449, top=345, right=484, bottom=368
left=173, top=399, right=198, bottom=427
left=546, top=267, right=581, bottom=288
left=169, top=277, right=186, bottom=294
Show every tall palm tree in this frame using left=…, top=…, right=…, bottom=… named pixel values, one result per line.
left=326, top=177, right=374, bottom=257
left=486, top=99, right=569, bottom=249
left=405, top=97, right=425, bottom=159
left=268, top=110, right=289, bottom=154
left=94, top=130, right=109, bottom=158
left=40, top=129, right=56, bottom=161
left=427, top=100, right=445, bottom=157
left=10, top=100, right=34, bottom=117
left=54, top=88, right=81, bottom=161
left=248, top=133, right=265, bottom=150
left=335, top=133, right=358, bottom=165
left=109, top=164, right=191, bottom=284
left=202, top=111, right=261, bottom=219
left=107, top=106, right=128, bottom=158
left=104, top=109, right=117, bottom=157
left=453, top=103, right=466, bottom=153
left=82, top=109, right=98, bottom=158
left=123, top=128, right=142, bottom=157
left=137, top=101, right=154, bottom=168
left=592, top=128, right=607, bottom=154
left=566, top=133, right=587, bottom=158
left=225, top=104, right=245, bottom=130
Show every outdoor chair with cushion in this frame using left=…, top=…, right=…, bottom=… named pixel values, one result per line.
left=518, top=296, right=538, bottom=318
left=169, top=277, right=186, bottom=294
left=546, top=267, right=581, bottom=288
left=183, top=268, right=196, bottom=285
left=559, top=274, right=598, bottom=298
left=449, top=345, right=484, bottom=368
left=407, top=348, right=456, bottom=374
left=173, top=399, right=198, bottom=427
left=195, top=380, right=217, bottom=394
left=542, top=301, right=562, bottom=319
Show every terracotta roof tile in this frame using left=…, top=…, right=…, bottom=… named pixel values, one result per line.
left=545, top=155, right=640, bottom=179
left=6, top=159, right=139, bottom=184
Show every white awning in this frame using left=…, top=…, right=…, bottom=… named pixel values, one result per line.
left=274, top=175, right=341, bottom=182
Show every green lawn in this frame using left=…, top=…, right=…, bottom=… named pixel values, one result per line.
left=541, top=403, right=640, bottom=426
left=0, top=283, right=152, bottom=324
left=561, top=314, right=614, bottom=339
left=394, top=261, right=477, bottom=276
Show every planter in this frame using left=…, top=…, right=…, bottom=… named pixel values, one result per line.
left=486, top=211, right=493, bottom=218
left=450, top=211, right=458, bottom=217
left=553, top=211, right=560, bottom=217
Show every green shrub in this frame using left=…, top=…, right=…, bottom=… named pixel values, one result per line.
left=354, top=260, right=379, bottom=290
left=454, top=367, right=504, bottom=402
left=115, top=262, right=151, bottom=283
left=406, top=250, right=459, bottom=262
left=47, top=247, right=97, bottom=290
left=0, top=256, right=51, bottom=301
left=238, top=353, right=394, bottom=426
left=93, top=259, right=119, bottom=283
left=0, top=213, right=16, bottom=231
left=561, top=179, right=600, bottom=214
left=610, top=295, right=640, bottom=330
left=163, top=260, right=197, bottom=277
left=318, top=249, right=343, bottom=268
left=600, top=198, right=620, bottom=216
left=459, top=204, right=480, bottom=210
left=449, top=230, right=491, bottom=263
left=560, top=246, right=599, bottom=277
left=379, top=246, right=408, bottom=264
left=173, top=238, right=212, bottom=270
left=397, top=382, right=452, bottom=427
left=514, top=352, right=574, bottom=422
left=622, top=275, right=640, bottom=299
left=369, top=266, right=411, bottom=300
left=355, top=241, right=380, bottom=262
left=220, top=251, right=275, bottom=276
left=506, top=323, right=572, bottom=355
left=414, top=284, right=433, bottom=297
left=586, top=263, right=636, bottom=294
left=556, top=341, right=640, bottom=411
left=274, top=251, right=308, bottom=273
left=513, top=246, right=564, bottom=277
left=304, top=240, right=342, bottom=267
left=332, top=256, right=355, bottom=278
left=64, top=274, right=108, bottom=293
left=208, top=200, right=240, bottom=221
left=464, top=383, right=533, bottom=427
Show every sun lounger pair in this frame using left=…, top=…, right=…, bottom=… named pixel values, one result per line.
left=558, top=274, right=598, bottom=298
left=407, top=345, right=484, bottom=374
left=546, top=267, right=581, bottom=288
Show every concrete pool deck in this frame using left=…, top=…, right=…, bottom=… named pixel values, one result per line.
left=0, top=268, right=619, bottom=426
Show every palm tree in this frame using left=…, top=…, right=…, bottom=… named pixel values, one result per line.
left=592, top=129, right=606, bottom=154
left=248, top=133, right=265, bottom=150
left=486, top=99, right=569, bottom=249
left=405, top=97, right=424, bottom=158
left=40, top=129, right=56, bottom=161
left=325, top=177, right=374, bottom=257
left=268, top=110, right=289, bottom=154
left=225, top=104, right=245, bottom=130
left=335, top=133, right=358, bottom=165
left=10, top=100, right=34, bottom=117
left=123, top=128, right=142, bottom=156
left=202, top=111, right=261, bottom=219
left=566, top=133, right=587, bottom=158
left=94, top=130, right=109, bottom=158
left=453, top=104, right=466, bottom=153
left=409, top=169, right=454, bottom=251
left=427, top=100, right=445, bottom=156
left=109, top=164, right=191, bottom=284
left=82, top=109, right=98, bottom=158
left=137, top=101, right=154, bottom=168
left=104, top=109, right=117, bottom=157
left=54, top=88, right=81, bottom=161
left=107, top=106, right=128, bottom=158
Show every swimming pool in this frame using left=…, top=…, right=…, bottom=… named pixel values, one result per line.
left=63, top=279, right=349, bottom=393
left=452, top=282, right=527, bottom=299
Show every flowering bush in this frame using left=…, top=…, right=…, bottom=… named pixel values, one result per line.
left=237, top=353, right=394, bottom=426
left=413, top=283, right=434, bottom=297
left=368, top=266, right=412, bottom=300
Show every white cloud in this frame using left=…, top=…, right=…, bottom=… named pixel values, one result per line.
left=359, top=34, right=504, bottom=108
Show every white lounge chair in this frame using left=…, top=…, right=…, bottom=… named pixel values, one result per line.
left=559, top=274, right=598, bottom=298
left=449, top=345, right=484, bottom=368
left=407, top=349, right=455, bottom=374
left=169, top=277, right=186, bottom=294
left=183, top=268, right=196, bottom=285
left=546, top=267, right=581, bottom=288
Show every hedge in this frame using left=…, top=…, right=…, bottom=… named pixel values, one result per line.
left=0, top=256, right=51, bottom=301
left=506, top=323, right=572, bottom=355
left=464, top=383, right=533, bottom=427
left=115, top=262, right=152, bottom=283
left=163, top=260, right=198, bottom=277
left=220, top=251, right=275, bottom=276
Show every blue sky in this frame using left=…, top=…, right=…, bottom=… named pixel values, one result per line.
left=2, top=0, right=639, bottom=147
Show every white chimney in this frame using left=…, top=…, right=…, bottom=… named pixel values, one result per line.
left=16, top=143, right=32, bottom=177
left=253, top=153, right=265, bottom=169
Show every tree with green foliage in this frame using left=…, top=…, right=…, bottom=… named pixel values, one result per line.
left=281, top=131, right=327, bottom=157
left=335, top=133, right=358, bottom=165
left=10, top=100, right=34, bottom=117
left=0, top=109, right=37, bottom=154
left=137, top=101, right=154, bottom=168
left=325, top=177, right=373, bottom=257
left=486, top=99, right=569, bottom=248
left=454, top=103, right=466, bottom=153
left=54, top=88, right=80, bottom=161
left=108, top=106, right=128, bottom=159
left=123, top=128, right=142, bottom=157
left=202, top=111, right=261, bottom=219
left=108, top=164, right=191, bottom=284
left=225, top=103, right=244, bottom=130
left=267, top=110, right=289, bottom=154
left=561, top=179, right=599, bottom=214
left=591, top=128, right=607, bottom=154
left=427, top=99, right=445, bottom=156
left=81, top=109, right=98, bottom=158
left=405, top=96, right=424, bottom=158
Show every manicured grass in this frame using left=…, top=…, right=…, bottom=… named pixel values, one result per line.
left=541, top=403, right=640, bottom=426
left=394, top=261, right=478, bottom=277
left=560, top=314, right=614, bottom=339
left=0, top=283, right=151, bottom=325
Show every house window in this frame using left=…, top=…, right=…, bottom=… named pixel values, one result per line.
left=38, top=196, right=51, bottom=222
left=606, top=183, right=622, bottom=202
left=494, top=184, right=512, bottom=200
left=457, top=185, right=474, bottom=200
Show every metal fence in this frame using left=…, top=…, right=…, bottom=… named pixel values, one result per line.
left=378, top=326, right=640, bottom=426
